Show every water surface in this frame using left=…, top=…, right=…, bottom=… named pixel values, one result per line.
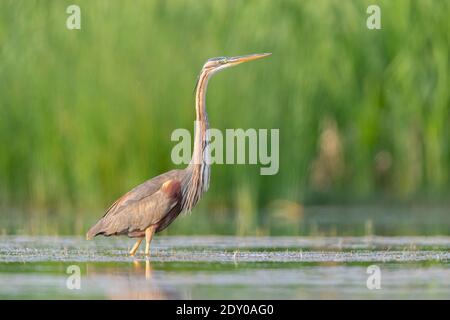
left=0, top=236, right=449, bottom=299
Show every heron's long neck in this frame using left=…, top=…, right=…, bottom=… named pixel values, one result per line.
left=182, top=69, right=211, bottom=211
left=192, top=69, right=210, bottom=167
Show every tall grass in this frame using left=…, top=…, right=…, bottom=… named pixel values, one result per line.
left=0, top=0, right=448, bottom=234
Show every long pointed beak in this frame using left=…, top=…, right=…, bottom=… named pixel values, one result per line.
left=228, top=53, right=272, bottom=65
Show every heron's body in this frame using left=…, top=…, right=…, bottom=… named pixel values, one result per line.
left=86, top=169, right=185, bottom=238
left=86, top=53, right=271, bottom=256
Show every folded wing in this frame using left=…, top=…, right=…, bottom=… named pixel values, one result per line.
left=86, top=170, right=184, bottom=239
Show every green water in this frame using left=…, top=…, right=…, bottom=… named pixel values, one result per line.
left=0, top=236, right=448, bottom=299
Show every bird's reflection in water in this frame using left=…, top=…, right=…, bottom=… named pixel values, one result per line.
left=132, top=259, right=152, bottom=280
left=86, top=259, right=181, bottom=299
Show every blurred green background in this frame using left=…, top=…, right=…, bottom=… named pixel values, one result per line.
left=0, top=0, right=448, bottom=236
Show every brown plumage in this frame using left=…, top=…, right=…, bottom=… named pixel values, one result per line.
left=86, top=170, right=185, bottom=239
left=86, top=53, right=271, bottom=256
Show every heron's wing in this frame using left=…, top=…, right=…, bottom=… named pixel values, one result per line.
left=126, top=192, right=179, bottom=231
left=87, top=177, right=183, bottom=238
left=102, top=183, right=181, bottom=235
left=103, top=169, right=183, bottom=218
left=86, top=170, right=186, bottom=239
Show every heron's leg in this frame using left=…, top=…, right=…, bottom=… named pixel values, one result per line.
left=129, top=238, right=143, bottom=256
left=145, top=225, right=156, bottom=256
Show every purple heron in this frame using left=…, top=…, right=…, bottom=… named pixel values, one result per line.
left=86, top=53, right=271, bottom=256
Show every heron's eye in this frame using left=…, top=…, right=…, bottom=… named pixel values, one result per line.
left=220, top=58, right=228, bottom=64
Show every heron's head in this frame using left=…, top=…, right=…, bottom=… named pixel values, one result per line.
left=202, top=53, right=271, bottom=74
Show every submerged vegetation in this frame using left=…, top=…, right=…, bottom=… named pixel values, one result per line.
left=0, top=0, right=448, bottom=234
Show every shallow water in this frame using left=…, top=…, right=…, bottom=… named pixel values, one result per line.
left=0, top=236, right=449, bottom=299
